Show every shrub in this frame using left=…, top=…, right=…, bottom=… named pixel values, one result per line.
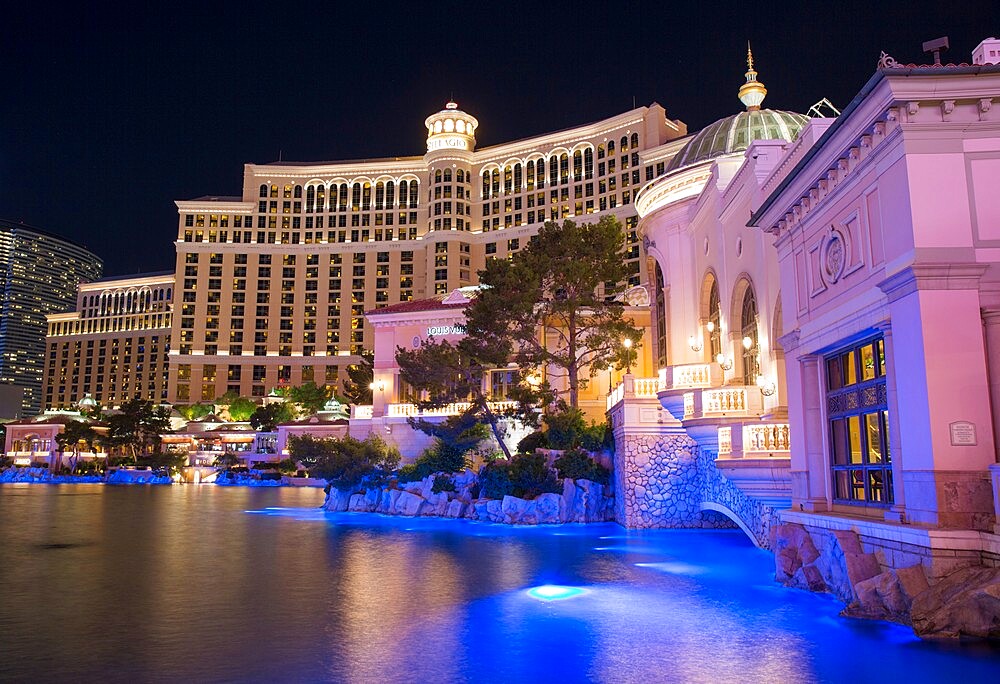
left=579, top=421, right=611, bottom=452
left=292, top=434, right=400, bottom=492
left=553, top=448, right=610, bottom=486
left=517, top=430, right=549, bottom=454
left=542, top=408, right=587, bottom=449
left=431, top=474, right=456, bottom=494
left=274, top=458, right=298, bottom=475
left=478, top=453, right=561, bottom=500
left=396, top=440, right=470, bottom=482
left=478, top=461, right=514, bottom=500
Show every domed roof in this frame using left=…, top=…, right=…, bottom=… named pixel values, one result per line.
left=665, top=108, right=809, bottom=172
left=666, top=44, right=809, bottom=173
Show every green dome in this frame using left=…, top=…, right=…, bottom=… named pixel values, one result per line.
left=666, top=109, right=810, bottom=173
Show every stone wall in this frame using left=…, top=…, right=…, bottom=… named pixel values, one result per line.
left=698, top=449, right=782, bottom=548
left=613, top=433, right=734, bottom=531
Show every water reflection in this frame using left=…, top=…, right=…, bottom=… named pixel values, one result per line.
left=0, top=486, right=997, bottom=683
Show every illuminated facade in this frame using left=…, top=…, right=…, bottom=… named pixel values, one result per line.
left=0, top=219, right=103, bottom=418
left=168, top=102, right=687, bottom=403
left=42, top=272, right=173, bottom=409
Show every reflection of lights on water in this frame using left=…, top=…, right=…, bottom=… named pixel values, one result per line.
left=527, top=585, right=587, bottom=601
left=635, top=561, right=708, bottom=576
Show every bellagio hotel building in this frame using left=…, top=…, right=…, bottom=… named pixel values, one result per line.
left=164, top=103, right=687, bottom=403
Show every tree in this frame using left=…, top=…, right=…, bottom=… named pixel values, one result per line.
left=288, top=381, right=330, bottom=414
left=177, top=403, right=213, bottom=420
left=395, top=335, right=546, bottom=460
left=287, top=433, right=400, bottom=492
left=104, top=399, right=172, bottom=458
left=342, top=350, right=374, bottom=405
left=56, top=420, right=98, bottom=473
left=249, top=403, right=296, bottom=431
left=466, top=216, right=642, bottom=408
left=227, top=397, right=257, bottom=422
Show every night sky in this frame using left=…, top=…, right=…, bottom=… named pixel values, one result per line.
left=3, top=1, right=996, bottom=276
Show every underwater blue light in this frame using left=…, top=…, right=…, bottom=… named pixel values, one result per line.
left=527, top=585, right=586, bottom=601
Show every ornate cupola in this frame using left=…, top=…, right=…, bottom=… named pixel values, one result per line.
left=738, top=43, right=768, bottom=111
left=424, top=101, right=479, bottom=153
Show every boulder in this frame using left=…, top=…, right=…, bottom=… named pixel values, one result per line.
left=486, top=499, right=503, bottom=522
left=394, top=490, right=426, bottom=516
left=424, top=491, right=450, bottom=516
left=445, top=500, right=467, bottom=518
left=323, top=488, right=351, bottom=512
left=364, top=488, right=381, bottom=511
left=911, top=566, right=1000, bottom=639
left=534, top=493, right=562, bottom=523
left=474, top=500, right=491, bottom=521
left=348, top=493, right=366, bottom=511
left=502, top=495, right=533, bottom=524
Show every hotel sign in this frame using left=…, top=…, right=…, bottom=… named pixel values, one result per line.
left=426, top=325, right=465, bottom=337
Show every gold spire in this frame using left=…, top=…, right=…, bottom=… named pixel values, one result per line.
left=739, top=41, right=767, bottom=111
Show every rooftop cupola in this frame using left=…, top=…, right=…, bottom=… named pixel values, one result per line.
left=738, top=43, right=768, bottom=111
left=425, top=101, right=479, bottom=153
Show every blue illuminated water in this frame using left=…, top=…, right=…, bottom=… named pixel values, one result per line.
left=0, top=485, right=997, bottom=682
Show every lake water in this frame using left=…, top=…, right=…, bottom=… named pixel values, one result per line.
left=1, top=484, right=998, bottom=683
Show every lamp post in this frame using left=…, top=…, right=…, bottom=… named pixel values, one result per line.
left=622, top=337, right=633, bottom=375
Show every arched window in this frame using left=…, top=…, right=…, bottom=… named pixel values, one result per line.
left=434, top=169, right=442, bottom=183
left=608, top=140, right=615, bottom=154
left=559, top=153, right=569, bottom=183
left=655, top=263, right=667, bottom=369
left=316, top=185, right=326, bottom=212
left=503, top=166, right=513, bottom=194
left=620, top=135, right=628, bottom=152
left=259, top=184, right=268, bottom=198
left=630, top=132, right=639, bottom=149
left=306, top=186, right=315, bottom=212
left=513, top=163, right=522, bottom=191
left=362, top=182, right=372, bottom=211
left=408, top=180, right=418, bottom=208
left=400, top=180, right=409, bottom=208
left=338, top=184, right=348, bottom=211
left=573, top=150, right=582, bottom=181
left=709, top=280, right=721, bottom=359
left=293, top=185, right=302, bottom=198
left=352, top=183, right=362, bottom=211
left=386, top=181, right=395, bottom=207
left=491, top=169, right=500, bottom=196
left=597, top=144, right=605, bottom=159
left=536, top=158, right=545, bottom=188
left=549, top=158, right=559, bottom=186
left=456, top=169, right=465, bottom=183
left=741, top=286, right=759, bottom=384
left=443, top=168, right=452, bottom=183
left=584, top=148, right=594, bottom=179
left=375, top=182, right=385, bottom=210
left=482, top=171, right=490, bottom=199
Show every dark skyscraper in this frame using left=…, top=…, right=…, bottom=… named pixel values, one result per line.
left=0, top=219, right=102, bottom=418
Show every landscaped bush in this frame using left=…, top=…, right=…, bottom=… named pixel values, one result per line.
left=431, top=474, right=456, bottom=494
left=396, top=440, right=470, bottom=482
left=289, top=434, right=400, bottom=491
left=73, top=460, right=100, bottom=475
left=517, top=430, right=549, bottom=454
left=553, top=448, right=610, bottom=485
left=274, top=458, right=298, bottom=475
left=479, top=453, right=561, bottom=500
left=478, top=461, right=514, bottom=499
left=134, top=453, right=187, bottom=473
left=542, top=408, right=587, bottom=449
left=580, top=422, right=611, bottom=452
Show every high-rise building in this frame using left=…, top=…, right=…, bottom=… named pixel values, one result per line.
left=0, top=219, right=102, bottom=418
left=169, top=103, right=688, bottom=403
left=42, top=272, right=173, bottom=409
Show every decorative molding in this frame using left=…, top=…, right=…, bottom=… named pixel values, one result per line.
left=877, top=263, right=990, bottom=303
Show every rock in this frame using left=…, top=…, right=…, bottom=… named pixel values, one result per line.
left=394, top=490, right=426, bottom=516
left=534, top=493, right=562, bottom=523
left=348, top=493, right=366, bottom=511
left=474, top=501, right=491, bottom=520
left=364, top=488, right=381, bottom=511
left=486, top=499, right=503, bottom=522
left=911, top=566, right=1000, bottom=639
left=425, top=491, right=449, bottom=516
left=324, top=488, right=351, bottom=512
left=501, top=495, right=532, bottom=524
left=445, top=500, right=467, bottom=518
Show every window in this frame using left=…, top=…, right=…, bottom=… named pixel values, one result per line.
left=740, top=286, right=759, bottom=384
left=708, top=280, right=721, bottom=359
left=827, top=336, right=891, bottom=505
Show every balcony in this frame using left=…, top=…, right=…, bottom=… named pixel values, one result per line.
left=715, top=423, right=791, bottom=508
left=718, top=423, right=790, bottom=458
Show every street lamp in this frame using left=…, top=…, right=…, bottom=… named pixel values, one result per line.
left=622, top=337, right=633, bottom=375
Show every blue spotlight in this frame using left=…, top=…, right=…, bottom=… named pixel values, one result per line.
left=527, top=585, right=587, bottom=601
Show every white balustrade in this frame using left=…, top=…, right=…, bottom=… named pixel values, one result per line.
left=718, top=427, right=732, bottom=456
left=668, top=363, right=715, bottom=389
left=385, top=401, right=519, bottom=418
left=633, top=377, right=660, bottom=398
left=702, top=388, right=748, bottom=414
left=683, top=392, right=695, bottom=418
left=742, top=423, right=791, bottom=454
left=352, top=405, right=373, bottom=419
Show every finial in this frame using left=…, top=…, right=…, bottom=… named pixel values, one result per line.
left=738, top=41, right=767, bottom=111
left=445, top=101, right=458, bottom=110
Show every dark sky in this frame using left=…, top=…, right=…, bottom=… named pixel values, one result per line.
left=3, top=1, right=996, bottom=276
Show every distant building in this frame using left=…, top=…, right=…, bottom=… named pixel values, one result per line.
left=42, top=272, right=173, bottom=410
left=0, top=219, right=102, bottom=418
left=169, top=102, right=688, bottom=403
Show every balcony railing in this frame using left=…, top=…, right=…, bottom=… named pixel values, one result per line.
left=385, top=401, right=519, bottom=418
left=662, top=363, right=716, bottom=390
left=743, top=423, right=790, bottom=454
left=352, top=405, right=373, bottom=419
left=606, top=376, right=661, bottom=410
left=683, top=387, right=761, bottom=418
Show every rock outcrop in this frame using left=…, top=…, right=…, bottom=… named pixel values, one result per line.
left=773, top=521, right=1000, bottom=641
left=321, top=471, right=614, bottom=524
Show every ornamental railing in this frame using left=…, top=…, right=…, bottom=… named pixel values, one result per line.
left=386, top=401, right=519, bottom=418
left=743, top=423, right=791, bottom=454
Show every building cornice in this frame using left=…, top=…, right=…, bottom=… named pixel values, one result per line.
left=877, top=263, right=990, bottom=304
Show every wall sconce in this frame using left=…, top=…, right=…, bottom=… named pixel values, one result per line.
left=715, top=353, right=733, bottom=371
left=705, top=321, right=715, bottom=333
left=756, top=375, right=776, bottom=397
left=369, top=380, right=385, bottom=392
left=742, top=335, right=755, bottom=351
left=688, top=333, right=703, bottom=353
